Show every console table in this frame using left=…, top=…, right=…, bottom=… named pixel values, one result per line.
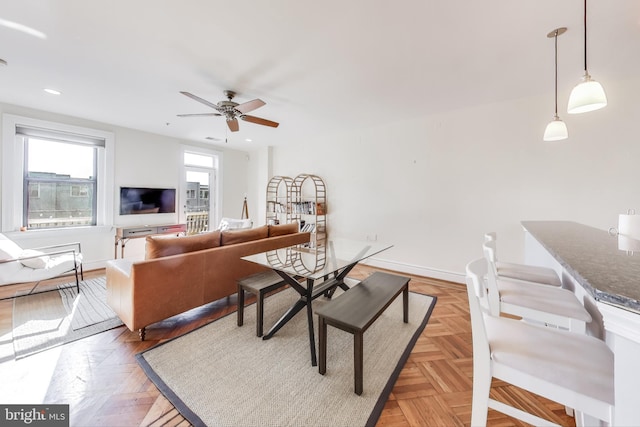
left=521, top=221, right=640, bottom=426
left=114, top=223, right=186, bottom=258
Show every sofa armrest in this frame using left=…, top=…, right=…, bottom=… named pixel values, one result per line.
left=106, top=259, right=134, bottom=330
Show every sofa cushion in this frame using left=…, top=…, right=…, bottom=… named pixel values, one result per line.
left=268, top=222, right=299, bottom=237
left=145, top=231, right=221, bottom=259
left=221, top=225, right=269, bottom=246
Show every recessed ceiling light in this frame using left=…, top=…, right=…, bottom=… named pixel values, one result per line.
left=245, top=138, right=252, bottom=142
left=0, top=59, right=7, bottom=66
left=44, top=88, right=61, bottom=95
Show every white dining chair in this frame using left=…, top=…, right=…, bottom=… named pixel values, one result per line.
left=465, top=258, right=614, bottom=427
left=484, top=232, right=562, bottom=287
left=481, top=243, right=591, bottom=334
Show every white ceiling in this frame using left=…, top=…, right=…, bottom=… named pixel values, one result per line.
left=1, top=1, right=638, bottom=150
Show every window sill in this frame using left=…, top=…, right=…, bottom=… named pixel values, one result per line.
left=4, top=225, right=113, bottom=241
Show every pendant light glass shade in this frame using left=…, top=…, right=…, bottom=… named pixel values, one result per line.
left=567, top=72, right=607, bottom=114
left=544, top=115, right=569, bottom=141
left=568, top=0, right=607, bottom=114
left=544, top=28, right=568, bottom=142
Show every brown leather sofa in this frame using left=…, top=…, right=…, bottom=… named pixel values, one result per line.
left=106, top=223, right=309, bottom=340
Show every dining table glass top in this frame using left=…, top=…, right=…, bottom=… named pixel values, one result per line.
left=242, top=238, right=393, bottom=280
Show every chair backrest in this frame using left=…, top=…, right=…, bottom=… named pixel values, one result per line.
left=481, top=241, right=502, bottom=316
left=484, top=231, right=497, bottom=242
left=464, top=258, right=492, bottom=375
left=482, top=239, right=497, bottom=265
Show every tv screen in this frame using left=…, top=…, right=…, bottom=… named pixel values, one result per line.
left=119, top=187, right=176, bottom=215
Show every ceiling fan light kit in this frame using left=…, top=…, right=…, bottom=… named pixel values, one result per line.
left=178, top=90, right=279, bottom=133
left=544, top=27, right=568, bottom=142
left=567, top=0, right=607, bottom=114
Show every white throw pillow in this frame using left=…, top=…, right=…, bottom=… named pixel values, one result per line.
left=19, top=249, right=49, bottom=269
left=218, top=218, right=253, bottom=231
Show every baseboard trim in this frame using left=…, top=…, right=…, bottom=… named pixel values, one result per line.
left=361, top=257, right=464, bottom=284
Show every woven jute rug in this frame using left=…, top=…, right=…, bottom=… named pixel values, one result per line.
left=10, top=277, right=123, bottom=360
left=137, top=284, right=437, bottom=427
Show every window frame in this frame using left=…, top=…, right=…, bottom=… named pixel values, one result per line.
left=180, top=145, right=222, bottom=229
left=2, top=114, right=114, bottom=232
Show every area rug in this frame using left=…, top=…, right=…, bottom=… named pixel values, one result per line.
left=10, top=277, right=123, bottom=360
left=137, top=285, right=437, bottom=427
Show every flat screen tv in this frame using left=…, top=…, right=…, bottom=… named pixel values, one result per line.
left=119, top=187, right=176, bottom=215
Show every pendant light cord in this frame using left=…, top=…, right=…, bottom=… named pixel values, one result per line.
left=554, top=31, right=559, bottom=116
left=583, top=0, right=588, bottom=72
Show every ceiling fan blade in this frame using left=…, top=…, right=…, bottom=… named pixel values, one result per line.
left=180, top=91, right=223, bottom=111
left=241, top=115, right=279, bottom=128
left=177, top=113, right=222, bottom=117
left=235, top=99, right=266, bottom=114
left=227, top=118, right=239, bottom=132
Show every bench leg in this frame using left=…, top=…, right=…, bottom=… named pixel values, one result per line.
left=257, top=291, right=265, bottom=337
left=237, top=284, right=245, bottom=327
left=319, top=316, right=327, bottom=375
left=354, top=331, right=363, bottom=395
left=403, top=285, right=409, bottom=323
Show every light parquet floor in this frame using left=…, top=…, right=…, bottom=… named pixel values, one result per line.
left=0, top=266, right=576, bottom=427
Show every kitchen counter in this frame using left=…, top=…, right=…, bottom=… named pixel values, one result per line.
left=521, top=220, right=640, bottom=313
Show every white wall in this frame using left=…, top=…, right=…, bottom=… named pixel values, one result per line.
left=271, top=76, right=640, bottom=282
left=3, top=74, right=637, bottom=281
left=0, top=102, right=250, bottom=267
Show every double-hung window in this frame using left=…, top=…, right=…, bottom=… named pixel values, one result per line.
left=21, top=129, right=100, bottom=229
left=2, top=114, right=114, bottom=232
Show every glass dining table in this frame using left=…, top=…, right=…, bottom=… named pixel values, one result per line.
left=241, top=238, right=393, bottom=366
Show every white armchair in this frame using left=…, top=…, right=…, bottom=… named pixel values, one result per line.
left=0, top=233, right=83, bottom=300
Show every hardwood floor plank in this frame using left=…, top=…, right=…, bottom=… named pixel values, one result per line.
left=139, top=394, right=176, bottom=427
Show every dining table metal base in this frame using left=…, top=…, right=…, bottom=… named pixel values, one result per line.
left=262, top=267, right=354, bottom=366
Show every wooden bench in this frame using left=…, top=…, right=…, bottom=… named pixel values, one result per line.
left=316, top=271, right=410, bottom=395
left=237, top=270, right=287, bottom=337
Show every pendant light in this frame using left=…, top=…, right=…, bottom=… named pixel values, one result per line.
left=567, top=0, right=607, bottom=114
left=544, top=27, right=568, bottom=141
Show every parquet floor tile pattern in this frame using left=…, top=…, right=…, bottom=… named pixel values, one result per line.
left=0, top=267, right=576, bottom=427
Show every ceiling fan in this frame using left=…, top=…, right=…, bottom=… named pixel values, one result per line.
left=177, top=90, right=279, bottom=132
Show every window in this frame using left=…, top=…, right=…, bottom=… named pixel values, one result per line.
left=181, top=147, right=220, bottom=234
left=2, top=114, right=114, bottom=232
left=70, top=185, right=90, bottom=197
left=24, top=137, right=98, bottom=229
left=29, top=183, right=40, bottom=198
